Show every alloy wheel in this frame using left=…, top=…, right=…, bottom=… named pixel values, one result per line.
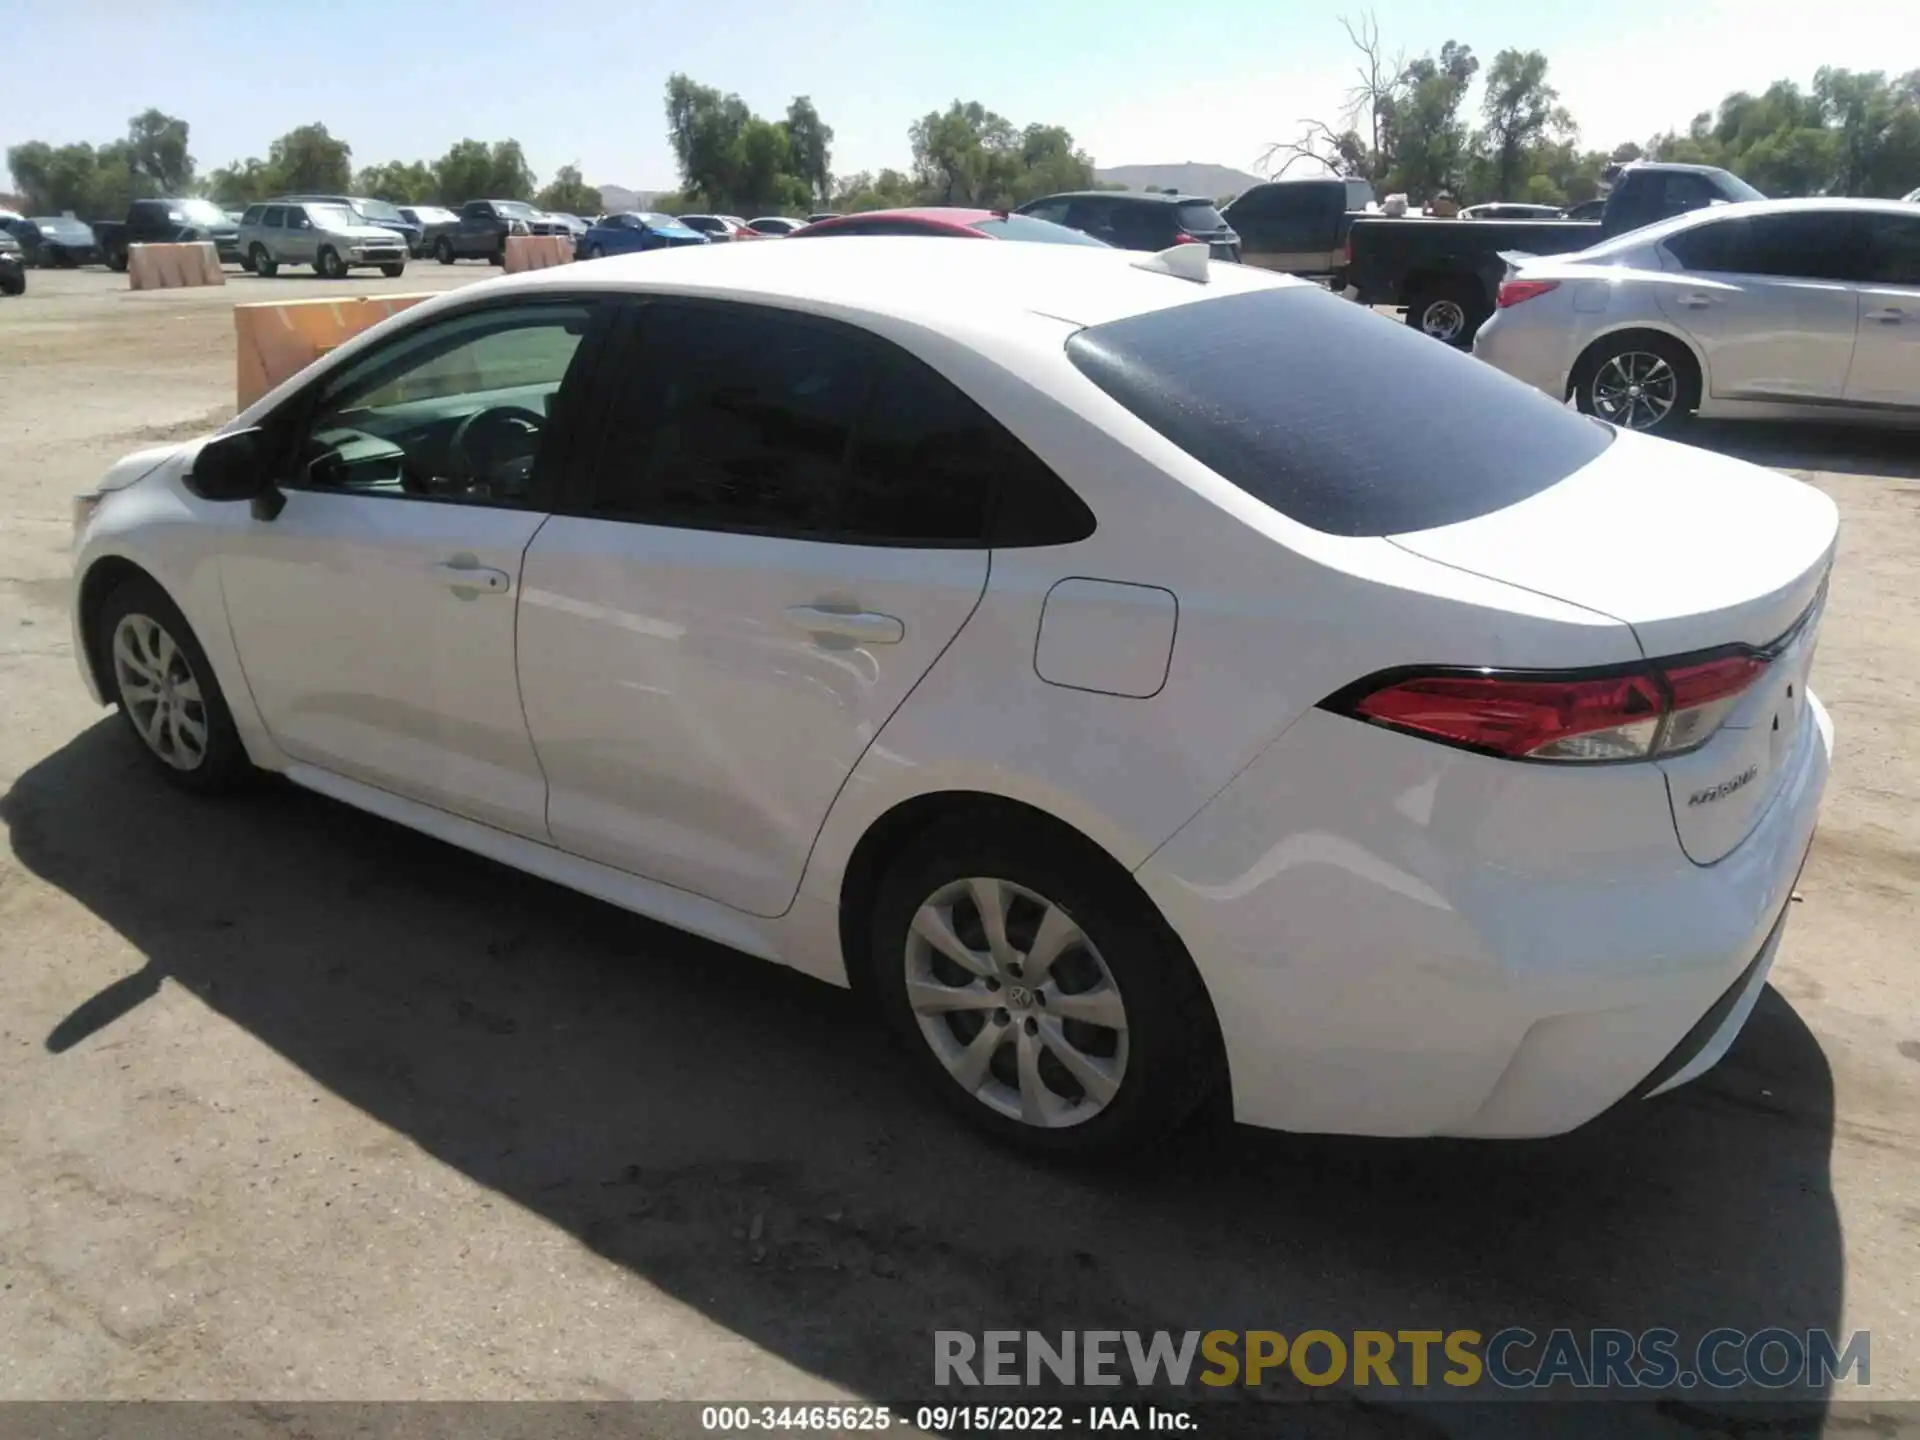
left=904, top=876, right=1129, bottom=1129
left=111, top=613, right=208, bottom=771
left=1590, top=351, right=1679, bottom=431
left=1420, top=299, right=1467, bottom=341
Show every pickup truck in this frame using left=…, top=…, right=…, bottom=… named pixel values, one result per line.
left=1346, top=162, right=1764, bottom=344
left=434, top=199, right=570, bottom=264
left=1222, top=176, right=1379, bottom=280
left=91, top=197, right=242, bottom=271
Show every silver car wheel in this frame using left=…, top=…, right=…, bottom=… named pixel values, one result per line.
left=1590, top=351, right=1679, bottom=430
left=904, top=876, right=1129, bottom=1129
left=1420, top=299, right=1467, bottom=341
left=111, top=612, right=208, bottom=771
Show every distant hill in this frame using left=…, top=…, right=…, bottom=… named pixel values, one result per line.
left=1094, top=163, right=1266, bottom=198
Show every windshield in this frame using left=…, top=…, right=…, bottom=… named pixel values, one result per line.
left=1175, top=202, right=1228, bottom=232
left=32, top=217, right=93, bottom=237
left=306, top=204, right=360, bottom=229
left=640, top=213, right=691, bottom=231
left=1714, top=169, right=1767, bottom=203
left=495, top=201, right=540, bottom=220
left=179, top=199, right=229, bottom=226
left=974, top=215, right=1110, bottom=246
left=354, top=198, right=405, bottom=221
left=1569, top=202, right=1758, bottom=261
left=1066, top=286, right=1611, bottom=537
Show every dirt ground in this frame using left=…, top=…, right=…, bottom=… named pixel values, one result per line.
left=1, top=268, right=1916, bottom=1432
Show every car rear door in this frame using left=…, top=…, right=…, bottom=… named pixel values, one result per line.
left=515, top=298, right=1003, bottom=918
left=1844, top=210, right=1920, bottom=408
left=1657, top=212, right=1861, bottom=402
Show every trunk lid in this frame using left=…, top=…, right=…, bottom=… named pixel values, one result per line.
left=1390, top=429, right=1837, bottom=863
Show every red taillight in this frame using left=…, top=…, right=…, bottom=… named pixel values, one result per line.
left=1336, top=653, right=1770, bottom=763
left=1496, top=278, right=1560, bottom=308
left=1174, top=232, right=1205, bottom=247
left=1342, top=235, right=1353, bottom=266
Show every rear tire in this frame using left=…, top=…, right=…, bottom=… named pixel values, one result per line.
left=0, top=272, right=23, bottom=297
left=577, top=241, right=598, bottom=260
left=1404, top=278, right=1487, bottom=347
left=249, top=244, right=277, bottom=278
left=96, top=574, right=253, bottom=794
left=489, top=244, right=506, bottom=267
left=379, top=262, right=406, bottom=278
left=868, top=816, right=1222, bottom=1161
left=107, top=248, right=128, bottom=273
left=1571, top=331, right=1700, bottom=437
left=435, top=236, right=455, bottom=265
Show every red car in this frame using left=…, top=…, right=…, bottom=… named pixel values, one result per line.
left=787, top=207, right=1110, bottom=246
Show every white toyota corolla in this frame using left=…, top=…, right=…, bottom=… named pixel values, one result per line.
left=71, top=238, right=1833, bottom=1157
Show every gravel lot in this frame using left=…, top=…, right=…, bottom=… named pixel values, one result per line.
left=1, top=268, right=1916, bottom=1428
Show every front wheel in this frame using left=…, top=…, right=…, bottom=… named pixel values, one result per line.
left=249, top=244, right=278, bottom=278
left=577, top=241, right=597, bottom=261
left=106, top=248, right=128, bottom=273
left=315, top=246, right=346, bottom=279
left=869, top=818, right=1222, bottom=1159
left=1572, top=332, right=1700, bottom=436
left=97, top=574, right=252, bottom=793
left=435, top=236, right=455, bottom=265
left=0, top=272, right=23, bottom=297
left=379, top=262, right=406, bottom=278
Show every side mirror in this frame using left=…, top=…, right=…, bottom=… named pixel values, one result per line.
left=185, top=428, right=283, bottom=518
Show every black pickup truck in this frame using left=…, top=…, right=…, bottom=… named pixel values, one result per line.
left=91, top=197, right=242, bottom=271
left=1348, top=162, right=1763, bottom=343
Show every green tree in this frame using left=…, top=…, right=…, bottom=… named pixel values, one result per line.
left=665, top=73, right=753, bottom=206
left=433, top=139, right=535, bottom=203
left=354, top=160, right=436, bottom=204
left=1383, top=40, right=1478, bottom=197
left=267, top=123, right=353, bottom=194
left=1478, top=49, right=1565, bottom=199
left=536, top=164, right=603, bottom=216
left=125, top=108, right=194, bottom=192
left=830, top=168, right=917, bottom=211
left=783, top=96, right=834, bottom=208
left=205, top=157, right=277, bottom=206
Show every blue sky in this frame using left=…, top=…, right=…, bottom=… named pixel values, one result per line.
left=1, top=0, right=1897, bottom=193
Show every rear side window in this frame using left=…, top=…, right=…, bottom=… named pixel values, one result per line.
left=972, top=215, right=1109, bottom=246
left=1174, top=202, right=1227, bottom=232
left=1667, top=213, right=1864, bottom=281
left=1065, top=286, right=1613, bottom=537
left=1345, top=180, right=1376, bottom=211
left=585, top=303, right=1093, bottom=547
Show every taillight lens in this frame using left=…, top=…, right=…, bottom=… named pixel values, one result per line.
left=1496, top=278, right=1560, bottom=308
left=1334, top=652, right=1770, bottom=763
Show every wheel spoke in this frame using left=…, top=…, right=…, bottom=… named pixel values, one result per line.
left=173, top=676, right=203, bottom=705
left=1021, top=904, right=1083, bottom=986
left=174, top=708, right=208, bottom=755
left=966, top=877, right=1017, bottom=970
left=948, top=1018, right=1007, bottom=1092
left=1043, top=980, right=1126, bottom=1029
left=906, top=978, right=1000, bottom=1015
left=1015, top=1030, right=1055, bottom=1126
left=117, top=673, right=161, bottom=705
left=145, top=704, right=172, bottom=752
left=1036, top=1018, right=1121, bottom=1106
left=113, top=630, right=155, bottom=684
left=153, top=628, right=179, bottom=681
left=911, top=905, right=992, bottom=978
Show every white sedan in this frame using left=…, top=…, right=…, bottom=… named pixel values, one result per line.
left=1474, top=196, right=1920, bottom=434
left=72, top=237, right=1833, bottom=1156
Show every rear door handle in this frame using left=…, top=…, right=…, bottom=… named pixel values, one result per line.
left=1865, top=307, right=1905, bottom=323
left=784, top=605, right=904, bottom=645
left=432, top=560, right=511, bottom=594
left=1676, top=293, right=1715, bottom=308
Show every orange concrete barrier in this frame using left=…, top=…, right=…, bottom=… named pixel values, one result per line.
left=234, top=293, right=434, bottom=409
left=503, top=234, right=574, bottom=273
left=128, top=242, right=225, bottom=291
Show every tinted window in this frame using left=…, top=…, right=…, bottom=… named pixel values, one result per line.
left=1669, top=212, right=1862, bottom=281
left=1065, top=286, right=1613, bottom=537
left=1175, top=202, right=1227, bottom=232
left=263, top=206, right=288, bottom=228
left=1344, top=180, right=1376, bottom=211
left=461, top=202, right=488, bottom=220
left=1021, top=197, right=1072, bottom=225
left=972, top=215, right=1109, bottom=246
left=1861, top=212, right=1920, bottom=286
left=241, top=205, right=265, bottom=225
left=588, top=304, right=1093, bottom=547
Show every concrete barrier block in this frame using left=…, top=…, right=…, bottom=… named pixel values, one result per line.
left=234, top=293, right=434, bottom=410
left=503, top=234, right=574, bottom=273
left=128, top=242, right=225, bottom=291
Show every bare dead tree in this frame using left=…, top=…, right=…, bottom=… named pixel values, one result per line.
left=1257, top=120, right=1368, bottom=179
left=1337, top=12, right=1405, bottom=170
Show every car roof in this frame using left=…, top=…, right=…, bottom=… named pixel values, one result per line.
left=1028, top=191, right=1207, bottom=205
left=490, top=230, right=1298, bottom=331
left=1667, top=196, right=1919, bottom=221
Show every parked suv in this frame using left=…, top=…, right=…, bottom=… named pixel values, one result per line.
left=397, top=205, right=460, bottom=256
left=436, top=200, right=567, bottom=264
left=1016, top=192, right=1241, bottom=261
left=280, top=194, right=425, bottom=255
left=238, top=201, right=409, bottom=278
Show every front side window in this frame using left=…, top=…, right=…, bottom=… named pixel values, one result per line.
left=585, top=303, right=1093, bottom=547
left=1021, top=197, right=1072, bottom=225
left=278, top=301, right=597, bottom=508
left=1861, top=212, right=1920, bottom=287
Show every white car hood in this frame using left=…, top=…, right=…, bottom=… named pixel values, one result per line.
left=1389, top=429, right=1837, bottom=656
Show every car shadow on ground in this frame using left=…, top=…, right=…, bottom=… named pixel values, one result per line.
left=2, top=722, right=1845, bottom=1432
left=1682, top=420, right=1920, bottom=480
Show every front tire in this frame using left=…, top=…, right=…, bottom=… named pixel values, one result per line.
left=379, top=262, right=406, bottom=278
left=1572, top=332, right=1700, bottom=436
left=96, top=575, right=252, bottom=794
left=250, top=244, right=278, bottom=278
left=435, top=236, right=455, bottom=265
left=869, top=817, right=1221, bottom=1160
left=315, top=246, right=346, bottom=279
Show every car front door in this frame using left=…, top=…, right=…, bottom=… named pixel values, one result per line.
left=516, top=299, right=1014, bottom=918
left=456, top=203, right=494, bottom=256
left=1657, top=212, right=1862, bottom=402
left=218, top=296, right=613, bottom=836
left=1845, top=211, right=1920, bottom=409
left=1229, top=184, right=1337, bottom=274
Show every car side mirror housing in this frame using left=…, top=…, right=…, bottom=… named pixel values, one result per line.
left=185, top=428, right=284, bottom=518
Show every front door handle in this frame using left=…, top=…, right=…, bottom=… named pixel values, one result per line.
left=784, top=605, right=904, bottom=645
left=432, top=559, right=511, bottom=594
left=1864, top=307, right=1905, bottom=323
left=1676, top=292, right=1715, bottom=309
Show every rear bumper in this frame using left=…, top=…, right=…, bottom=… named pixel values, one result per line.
left=1135, top=695, right=1831, bottom=1139
left=1471, top=310, right=1579, bottom=398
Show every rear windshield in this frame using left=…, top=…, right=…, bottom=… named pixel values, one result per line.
left=1064, top=286, right=1613, bottom=537
left=1175, top=201, right=1228, bottom=231
left=972, top=215, right=1110, bottom=246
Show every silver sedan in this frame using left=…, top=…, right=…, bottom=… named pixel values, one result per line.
left=1473, top=197, right=1920, bottom=436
